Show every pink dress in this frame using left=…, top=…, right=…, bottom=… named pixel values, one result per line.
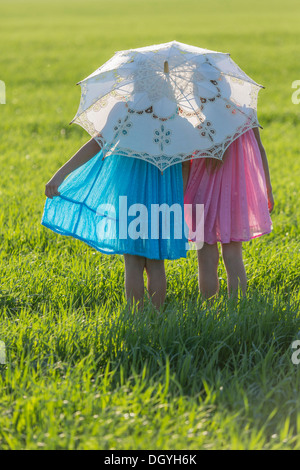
left=184, top=128, right=272, bottom=244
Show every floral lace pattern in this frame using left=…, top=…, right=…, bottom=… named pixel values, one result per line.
left=102, top=117, right=260, bottom=172
left=153, top=125, right=172, bottom=151
left=71, top=41, right=264, bottom=171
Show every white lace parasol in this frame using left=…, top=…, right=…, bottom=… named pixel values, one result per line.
left=71, top=41, right=264, bottom=172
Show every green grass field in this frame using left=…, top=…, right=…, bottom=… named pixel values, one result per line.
left=0, top=0, right=300, bottom=450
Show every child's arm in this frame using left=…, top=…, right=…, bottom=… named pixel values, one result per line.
left=45, top=138, right=101, bottom=199
left=253, top=127, right=274, bottom=213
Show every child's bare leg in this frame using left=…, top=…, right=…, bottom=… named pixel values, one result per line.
left=123, top=254, right=146, bottom=309
left=221, top=242, right=247, bottom=297
left=145, top=258, right=167, bottom=310
left=197, top=243, right=219, bottom=299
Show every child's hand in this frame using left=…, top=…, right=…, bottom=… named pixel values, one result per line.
left=45, top=171, right=66, bottom=199
left=267, top=187, right=274, bottom=213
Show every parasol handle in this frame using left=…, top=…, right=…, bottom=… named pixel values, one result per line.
left=164, top=61, right=169, bottom=74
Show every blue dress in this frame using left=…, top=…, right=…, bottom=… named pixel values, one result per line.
left=41, top=148, right=188, bottom=260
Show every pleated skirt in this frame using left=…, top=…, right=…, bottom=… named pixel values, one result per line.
left=184, top=128, right=272, bottom=244
left=41, top=148, right=188, bottom=260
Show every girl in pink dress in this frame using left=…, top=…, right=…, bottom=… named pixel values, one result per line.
left=183, top=127, right=274, bottom=299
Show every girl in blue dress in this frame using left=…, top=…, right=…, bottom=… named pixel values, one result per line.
left=41, top=137, right=189, bottom=310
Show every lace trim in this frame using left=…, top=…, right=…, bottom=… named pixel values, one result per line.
left=95, top=117, right=261, bottom=172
